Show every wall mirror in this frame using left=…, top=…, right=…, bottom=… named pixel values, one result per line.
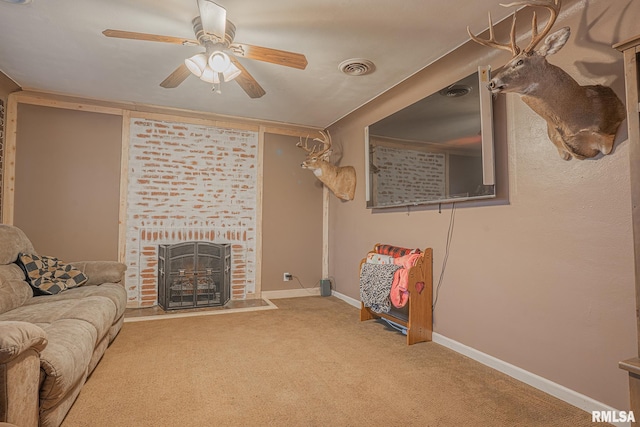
left=365, top=66, right=496, bottom=209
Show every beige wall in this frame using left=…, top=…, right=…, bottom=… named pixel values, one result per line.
left=328, top=0, right=638, bottom=411
left=14, top=104, right=122, bottom=261
left=262, top=133, right=323, bottom=291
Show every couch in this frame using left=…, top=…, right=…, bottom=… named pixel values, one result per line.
left=0, top=225, right=127, bottom=427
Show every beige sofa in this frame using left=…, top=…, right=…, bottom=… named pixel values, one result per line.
left=0, top=225, right=127, bottom=427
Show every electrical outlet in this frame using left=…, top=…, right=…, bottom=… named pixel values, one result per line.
left=283, top=272, right=292, bottom=281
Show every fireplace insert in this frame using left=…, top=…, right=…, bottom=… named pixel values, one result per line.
left=158, top=242, right=230, bottom=310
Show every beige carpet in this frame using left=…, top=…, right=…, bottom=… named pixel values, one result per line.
left=62, top=296, right=607, bottom=427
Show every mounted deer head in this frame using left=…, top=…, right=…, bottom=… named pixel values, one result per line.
left=297, top=131, right=356, bottom=201
left=467, top=0, right=625, bottom=160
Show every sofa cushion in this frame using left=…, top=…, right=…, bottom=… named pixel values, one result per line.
left=0, top=264, right=33, bottom=314
left=17, top=253, right=88, bottom=295
left=25, top=283, right=127, bottom=321
left=0, top=225, right=36, bottom=266
left=0, top=296, right=117, bottom=345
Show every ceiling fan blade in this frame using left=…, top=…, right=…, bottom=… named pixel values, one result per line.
left=160, top=63, right=192, bottom=88
left=102, top=29, right=198, bottom=46
left=229, top=56, right=266, bottom=98
left=197, top=0, right=227, bottom=41
left=230, top=43, right=308, bottom=70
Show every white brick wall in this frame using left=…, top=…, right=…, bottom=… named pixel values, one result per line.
left=125, top=119, right=258, bottom=307
left=374, top=144, right=445, bottom=205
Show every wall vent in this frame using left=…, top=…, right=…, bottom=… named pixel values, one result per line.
left=439, top=85, right=472, bottom=98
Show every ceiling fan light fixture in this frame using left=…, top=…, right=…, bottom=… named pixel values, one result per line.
left=185, top=53, right=208, bottom=77
left=199, top=66, right=220, bottom=84
left=208, top=51, right=231, bottom=73
left=103, top=0, right=305, bottom=99
left=222, top=62, right=241, bottom=82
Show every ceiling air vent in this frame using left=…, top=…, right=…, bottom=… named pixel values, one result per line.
left=339, top=59, right=376, bottom=76
left=439, top=85, right=472, bottom=98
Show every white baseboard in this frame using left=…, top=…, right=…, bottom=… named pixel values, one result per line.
left=261, top=287, right=320, bottom=299
left=331, top=290, right=627, bottom=426
left=431, top=333, right=627, bottom=426
left=331, top=290, right=360, bottom=307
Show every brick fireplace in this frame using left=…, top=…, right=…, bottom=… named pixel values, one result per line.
left=124, top=119, right=258, bottom=308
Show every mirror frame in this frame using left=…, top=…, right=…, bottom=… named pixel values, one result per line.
left=364, top=66, right=495, bottom=209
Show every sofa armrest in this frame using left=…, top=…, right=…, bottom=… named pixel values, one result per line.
left=0, top=321, right=45, bottom=427
left=0, top=321, right=47, bottom=364
left=71, top=261, right=127, bottom=285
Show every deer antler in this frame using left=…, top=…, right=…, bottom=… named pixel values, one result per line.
left=467, top=0, right=561, bottom=57
left=501, top=0, right=561, bottom=53
left=467, top=11, right=520, bottom=56
left=312, top=131, right=333, bottom=160
left=297, top=131, right=332, bottom=159
left=296, top=136, right=317, bottom=155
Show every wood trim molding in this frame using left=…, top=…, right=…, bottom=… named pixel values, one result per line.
left=12, top=90, right=323, bottom=137
left=263, top=126, right=323, bottom=139
left=253, top=126, right=266, bottom=298
left=614, top=35, right=640, bottom=425
left=11, top=91, right=124, bottom=116
left=128, top=110, right=260, bottom=132
left=614, top=36, right=640, bottom=356
left=613, top=35, right=640, bottom=55
left=322, top=185, right=329, bottom=278
left=2, top=93, right=18, bottom=224
left=118, top=111, right=131, bottom=263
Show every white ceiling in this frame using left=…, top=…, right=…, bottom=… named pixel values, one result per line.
left=0, top=0, right=515, bottom=128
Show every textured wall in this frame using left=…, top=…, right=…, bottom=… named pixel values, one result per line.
left=13, top=104, right=122, bottom=262
left=261, top=133, right=323, bottom=291
left=328, top=0, right=637, bottom=411
left=125, top=119, right=257, bottom=307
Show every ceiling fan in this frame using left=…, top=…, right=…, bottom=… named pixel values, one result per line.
left=103, top=0, right=308, bottom=98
